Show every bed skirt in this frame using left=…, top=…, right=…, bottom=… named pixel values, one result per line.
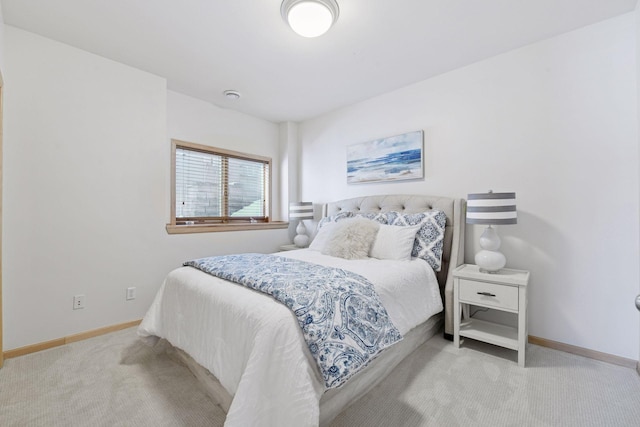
left=162, top=313, right=443, bottom=426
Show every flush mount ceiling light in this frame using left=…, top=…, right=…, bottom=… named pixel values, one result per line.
left=223, top=90, right=241, bottom=100
left=281, top=0, right=339, bottom=38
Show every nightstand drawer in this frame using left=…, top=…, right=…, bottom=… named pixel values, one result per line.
left=458, top=279, right=519, bottom=311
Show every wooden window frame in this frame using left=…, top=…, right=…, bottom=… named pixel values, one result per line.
left=166, top=139, right=287, bottom=234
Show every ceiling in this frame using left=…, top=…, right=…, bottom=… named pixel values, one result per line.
left=2, top=0, right=637, bottom=123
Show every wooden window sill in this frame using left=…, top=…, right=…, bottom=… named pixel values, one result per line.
left=166, top=221, right=289, bottom=234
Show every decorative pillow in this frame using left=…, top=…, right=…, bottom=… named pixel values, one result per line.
left=354, top=212, right=390, bottom=224
left=390, top=210, right=447, bottom=271
left=321, top=218, right=380, bottom=260
left=370, top=224, right=421, bottom=261
left=380, top=211, right=400, bottom=224
left=317, top=211, right=354, bottom=230
left=308, top=222, right=337, bottom=251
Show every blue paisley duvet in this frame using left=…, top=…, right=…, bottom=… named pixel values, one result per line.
left=184, top=253, right=402, bottom=389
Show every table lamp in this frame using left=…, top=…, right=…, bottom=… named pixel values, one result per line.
left=289, top=201, right=314, bottom=247
left=466, top=191, right=517, bottom=272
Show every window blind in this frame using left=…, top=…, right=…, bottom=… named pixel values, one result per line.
left=175, top=146, right=269, bottom=223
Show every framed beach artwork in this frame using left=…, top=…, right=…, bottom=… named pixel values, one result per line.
left=347, top=130, right=424, bottom=184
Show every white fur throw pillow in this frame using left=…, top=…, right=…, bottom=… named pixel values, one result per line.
left=321, top=218, right=380, bottom=260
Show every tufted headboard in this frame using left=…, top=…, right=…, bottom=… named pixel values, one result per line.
left=322, top=194, right=465, bottom=338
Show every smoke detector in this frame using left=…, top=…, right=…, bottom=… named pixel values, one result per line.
left=223, top=90, right=241, bottom=100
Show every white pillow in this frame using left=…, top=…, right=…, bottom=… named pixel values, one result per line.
left=321, top=218, right=380, bottom=260
left=370, top=224, right=421, bottom=261
left=308, top=222, right=337, bottom=251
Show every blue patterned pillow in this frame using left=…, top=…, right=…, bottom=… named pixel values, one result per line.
left=354, top=212, right=390, bottom=224
left=390, top=210, right=447, bottom=271
left=317, top=211, right=354, bottom=230
left=381, top=211, right=401, bottom=224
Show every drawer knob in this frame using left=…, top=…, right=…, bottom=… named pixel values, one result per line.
left=477, top=291, right=496, bottom=297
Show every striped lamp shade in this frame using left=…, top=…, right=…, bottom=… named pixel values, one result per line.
left=466, top=192, right=517, bottom=225
left=289, top=202, right=314, bottom=220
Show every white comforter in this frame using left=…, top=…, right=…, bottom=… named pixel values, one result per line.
left=138, top=249, right=442, bottom=427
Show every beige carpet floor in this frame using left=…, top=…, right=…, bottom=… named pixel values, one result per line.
left=1, top=327, right=639, bottom=426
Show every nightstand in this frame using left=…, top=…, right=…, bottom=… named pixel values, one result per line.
left=279, top=244, right=300, bottom=251
left=453, top=264, right=530, bottom=367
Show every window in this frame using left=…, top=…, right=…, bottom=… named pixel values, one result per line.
left=167, top=139, right=284, bottom=234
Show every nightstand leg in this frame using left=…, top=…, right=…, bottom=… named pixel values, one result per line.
left=453, top=281, right=460, bottom=348
left=518, top=289, right=527, bottom=367
left=518, top=347, right=525, bottom=367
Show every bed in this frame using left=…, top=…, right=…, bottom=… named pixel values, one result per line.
left=138, top=194, right=465, bottom=426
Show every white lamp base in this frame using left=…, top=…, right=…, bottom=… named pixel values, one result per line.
left=475, top=225, right=506, bottom=273
left=293, top=221, right=310, bottom=248
left=475, top=250, right=506, bottom=273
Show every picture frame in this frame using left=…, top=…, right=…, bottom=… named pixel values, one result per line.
left=347, top=130, right=424, bottom=184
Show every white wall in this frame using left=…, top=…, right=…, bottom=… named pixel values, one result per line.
left=299, top=14, right=640, bottom=360
left=0, top=3, right=5, bottom=73
left=0, top=0, right=5, bottom=359
left=279, top=121, right=300, bottom=241
left=2, top=27, right=286, bottom=350
left=636, top=2, right=640, bottom=366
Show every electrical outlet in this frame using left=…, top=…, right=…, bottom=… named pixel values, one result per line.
left=73, top=294, right=85, bottom=310
left=126, top=287, right=137, bottom=301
